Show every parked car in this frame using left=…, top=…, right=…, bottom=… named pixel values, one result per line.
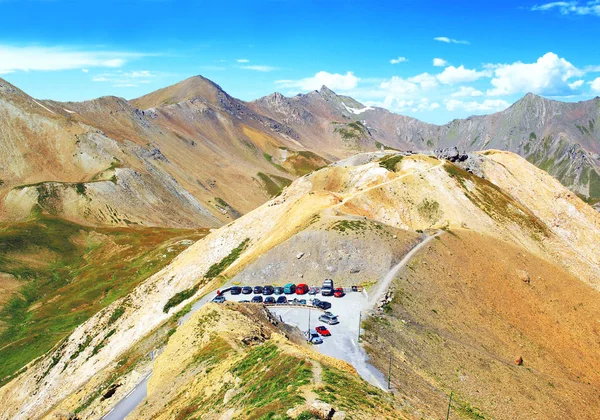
left=333, top=288, right=345, bottom=298
left=308, top=287, right=319, bottom=295
left=311, top=298, right=321, bottom=307
left=212, top=295, right=226, bottom=303
left=241, top=286, right=253, bottom=295
left=273, top=286, right=284, bottom=295
left=264, top=296, right=276, bottom=304
left=276, top=296, right=288, bottom=304
left=230, top=286, right=242, bottom=295
left=317, top=301, right=332, bottom=310
left=304, top=329, right=323, bottom=344
left=321, top=285, right=333, bottom=296
left=323, top=279, right=334, bottom=289
left=283, top=283, right=297, bottom=294
left=251, top=295, right=263, bottom=303
left=315, top=326, right=331, bottom=336
left=298, top=299, right=307, bottom=305
left=296, top=283, right=309, bottom=295
left=318, top=312, right=339, bottom=325
left=253, top=286, right=263, bottom=294
left=263, top=285, right=274, bottom=295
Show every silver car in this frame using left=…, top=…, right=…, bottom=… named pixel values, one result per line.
left=318, top=312, right=339, bottom=325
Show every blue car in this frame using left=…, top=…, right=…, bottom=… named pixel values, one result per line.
left=304, top=329, right=323, bottom=344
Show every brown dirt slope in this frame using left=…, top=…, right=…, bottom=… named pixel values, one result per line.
left=363, top=230, right=600, bottom=420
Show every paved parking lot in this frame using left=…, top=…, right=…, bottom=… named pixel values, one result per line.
left=224, top=289, right=387, bottom=389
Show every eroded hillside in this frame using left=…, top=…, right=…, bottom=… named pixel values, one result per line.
left=0, top=77, right=328, bottom=228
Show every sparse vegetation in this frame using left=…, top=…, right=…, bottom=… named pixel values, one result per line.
left=374, top=141, right=400, bottom=151
left=379, top=154, right=404, bottom=172
left=331, top=219, right=367, bottom=233
left=70, top=335, right=92, bottom=360
left=257, top=172, right=292, bottom=197
left=333, top=120, right=368, bottom=145
left=263, top=152, right=288, bottom=173
left=315, top=366, right=394, bottom=415
left=417, top=198, right=442, bottom=223
left=75, top=183, right=86, bottom=196
left=108, top=306, right=126, bottom=325
left=443, top=162, right=550, bottom=239
left=230, top=343, right=311, bottom=418
left=204, top=238, right=250, bottom=279
left=163, top=284, right=200, bottom=314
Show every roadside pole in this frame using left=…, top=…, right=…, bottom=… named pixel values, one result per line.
left=387, top=353, right=392, bottom=390
left=446, top=391, right=453, bottom=420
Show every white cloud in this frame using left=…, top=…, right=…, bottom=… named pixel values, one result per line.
left=236, top=58, right=249, bottom=63
left=125, top=70, right=154, bottom=78
left=569, top=79, right=585, bottom=89
left=591, top=77, right=600, bottom=93
left=390, top=56, right=408, bottom=64
left=433, top=58, right=448, bottom=67
left=451, top=86, right=484, bottom=97
left=276, top=71, right=360, bottom=91
left=531, top=1, right=600, bottom=16
left=241, top=65, right=278, bottom=72
left=434, top=36, right=470, bottom=45
left=0, top=45, right=144, bottom=74
left=82, top=68, right=89, bottom=73
left=583, top=64, right=600, bottom=72
left=417, top=98, right=441, bottom=111
left=445, top=99, right=510, bottom=112
left=380, top=77, right=419, bottom=97
left=487, top=52, right=582, bottom=96
left=408, top=73, right=439, bottom=89
left=437, top=65, right=490, bottom=85
left=91, top=70, right=155, bottom=88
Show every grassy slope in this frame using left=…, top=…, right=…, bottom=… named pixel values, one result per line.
left=0, top=213, right=207, bottom=385
left=129, top=303, right=404, bottom=420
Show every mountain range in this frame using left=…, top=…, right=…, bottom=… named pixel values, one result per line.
left=2, top=74, right=600, bottom=419
left=1, top=75, right=599, bottom=231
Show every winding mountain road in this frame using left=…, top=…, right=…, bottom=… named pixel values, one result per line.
left=367, top=231, right=442, bottom=309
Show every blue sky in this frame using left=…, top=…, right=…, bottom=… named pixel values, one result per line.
left=1, top=0, right=599, bottom=124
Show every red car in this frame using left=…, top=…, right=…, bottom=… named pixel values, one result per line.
left=315, top=326, right=331, bottom=336
left=296, top=283, right=309, bottom=295
left=333, top=288, right=345, bottom=298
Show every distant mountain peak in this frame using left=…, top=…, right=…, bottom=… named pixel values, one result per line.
left=0, top=77, right=27, bottom=97
left=319, top=85, right=335, bottom=95
left=131, top=75, right=228, bottom=109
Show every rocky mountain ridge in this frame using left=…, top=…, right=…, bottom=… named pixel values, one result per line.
left=1, top=75, right=599, bottom=231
